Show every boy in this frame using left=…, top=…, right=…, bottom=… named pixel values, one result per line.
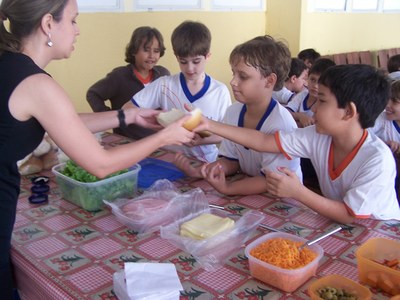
left=123, top=21, right=231, bottom=163
left=387, top=54, right=400, bottom=81
left=297, top=48, right=321, bottom=69
left=370, top=80, right=400, bottom=200
left=87, top=26, right=170, bottom=140
left=272, top=58, right=308, bottom=105
left=195, top=64, right=400, bottom=223
left=286, top=58, right=335, bottom=128
left=175, top=35, right=302, bottom=196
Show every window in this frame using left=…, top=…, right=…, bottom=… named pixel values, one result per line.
left=312, top=0, right=346, bottom=11
left=383, top=0, right=400, bottom=11
left=134, top=0, right=201, bottom=11
left=351, top=0, right=378, bottom=11
left=78, top=0, right=123, bottom=12
left=309, top=0, right=400, bottom=12
left=211, top=0, right=265, bottom=11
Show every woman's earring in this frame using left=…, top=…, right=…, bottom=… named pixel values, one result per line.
left=47, top=33, right=53, bottom=47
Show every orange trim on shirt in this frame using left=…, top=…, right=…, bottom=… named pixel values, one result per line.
left=134, top=69, right=153, bottom=84
left=328, top=130, right=368, bottom=180
left=344, top=202, right=371, bottom=219
left=274, top=132, right=292, bottom=160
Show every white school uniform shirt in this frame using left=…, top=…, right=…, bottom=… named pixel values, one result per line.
left=285, top=89, right=314, bottom=117
left=276, top=126, right=400, bottom=220
left=131, top=73, right=231, bottom=162
left=219, top=100, right=302, bottom=180
left=272, top=87, right=295, bottom=105
left=369, top=111, right=400, bottom=143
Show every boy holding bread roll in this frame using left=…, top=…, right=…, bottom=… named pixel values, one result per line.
left=175, top=35, right=303, bottom=196
left=123, top=21, right=231, bottom=163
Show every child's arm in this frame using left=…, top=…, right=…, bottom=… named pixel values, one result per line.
left=201, top=163, right=269, bottom=196
left=185, top=132, right=223, bottom=147
left=265, top=168, right=355, bottom=224
left=197, top=119, right=280, bottom=153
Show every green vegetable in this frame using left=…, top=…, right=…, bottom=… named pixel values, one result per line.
left=61, top=160, right=128, bottom=182
left=57, top=160, right=136, bottom=211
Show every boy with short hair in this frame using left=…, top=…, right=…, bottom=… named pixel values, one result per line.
left=297, top=48, right=321, bottom=69
left=286, top=58, right=335, bottom=128
left=387, top=54, right=400, bottom=81
left=123, top=20, right=231, bottom=163
left=370, top=80, right=400, bottom=200
left=273, top=58, right=308, bottom=105
left=175, top=35, right=302, bottom=196
left=196, top=64, right=400, bottom=223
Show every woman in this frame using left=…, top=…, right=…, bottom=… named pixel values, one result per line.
left=0, top=0, right=193, bottom=297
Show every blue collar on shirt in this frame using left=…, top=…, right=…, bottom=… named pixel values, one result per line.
left=302, top=93, right=312, bottom=111
left=238, top=99, right=277, bottom=149
left=180, top=72, right=211, bottom=103
left=393, top=120, right=400, bottom=134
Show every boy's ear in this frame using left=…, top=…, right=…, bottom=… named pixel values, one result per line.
left=344, top=102, right=357, bottom=120
left=264, top=73, right=277, bottom=89
left=205, top=52, right=211, bottom=60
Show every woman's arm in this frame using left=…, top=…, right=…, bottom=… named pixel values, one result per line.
left=10, top=74, right=194, bottom=178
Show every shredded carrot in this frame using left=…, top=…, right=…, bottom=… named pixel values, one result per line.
left=250, top=238, right=317, bottom=269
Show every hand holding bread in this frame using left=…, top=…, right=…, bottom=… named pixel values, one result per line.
left=157, top=108, right=211, bottom=137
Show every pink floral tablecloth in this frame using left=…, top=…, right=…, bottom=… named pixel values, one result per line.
left=11, top=133, right=400, bottom=300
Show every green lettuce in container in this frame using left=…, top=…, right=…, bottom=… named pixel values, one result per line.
left=52, top=160, right=141, bottom=211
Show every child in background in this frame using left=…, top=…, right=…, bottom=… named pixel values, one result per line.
left=297, top=48, right=321, bottom=69
left=286, top=58, right=335, bottom=128
left=123, top=20, right=231, bottom=163
left=87, top=26, right=170, bottom=140
left=387, top=54, right=400, bottom=81
left=175, top=35, right=302, bottom=196
left=195, top=64, right=400, bottom=223
left=272, top=58, right=308, bottom=105
left=370, top=80, right=400, bottom=201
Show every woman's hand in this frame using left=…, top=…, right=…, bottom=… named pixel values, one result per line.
left=156, top=115, right=195, bottom=146
left=126, top=107, right=163, bottom=129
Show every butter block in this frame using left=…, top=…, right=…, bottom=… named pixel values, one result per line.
left=180, top=213, right=235, bottom=240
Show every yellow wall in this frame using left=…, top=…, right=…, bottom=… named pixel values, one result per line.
left=46, top=4, right=400, bottom=112
left=299, top=6, right=400, bottom=54
left=266, top=0, right=302, bottom=54
left=46, top=12, right=265, bottom=112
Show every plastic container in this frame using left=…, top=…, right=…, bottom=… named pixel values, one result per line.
left=105, top=180, right=209, bottom=234
left=161, top=208, right=265, bottom=271
left=52, top=163, right=141, bottom=211
left=356, top=237, right=400, bottom=296
left=244, top=232, right=324, bottom=293
left=308, top=274, right=372, bottom=300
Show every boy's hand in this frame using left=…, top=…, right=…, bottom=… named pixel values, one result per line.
left=265, top=167, right=302, bottom=198
left=201, top=163, right=229, bottom=194
left=297, top=113, right=315, bottom=128
left=387, top=140, right=400, bottom=155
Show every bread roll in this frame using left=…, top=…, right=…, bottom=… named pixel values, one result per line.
left=157, top=108, right=210, bottom=136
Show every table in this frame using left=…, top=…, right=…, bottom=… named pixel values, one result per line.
left=11, top=133, right=400, bottom=300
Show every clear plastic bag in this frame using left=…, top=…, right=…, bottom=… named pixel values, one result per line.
left=160, top=208, right=265, bottom=271
left=104, top=179, right=209, bottom=234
